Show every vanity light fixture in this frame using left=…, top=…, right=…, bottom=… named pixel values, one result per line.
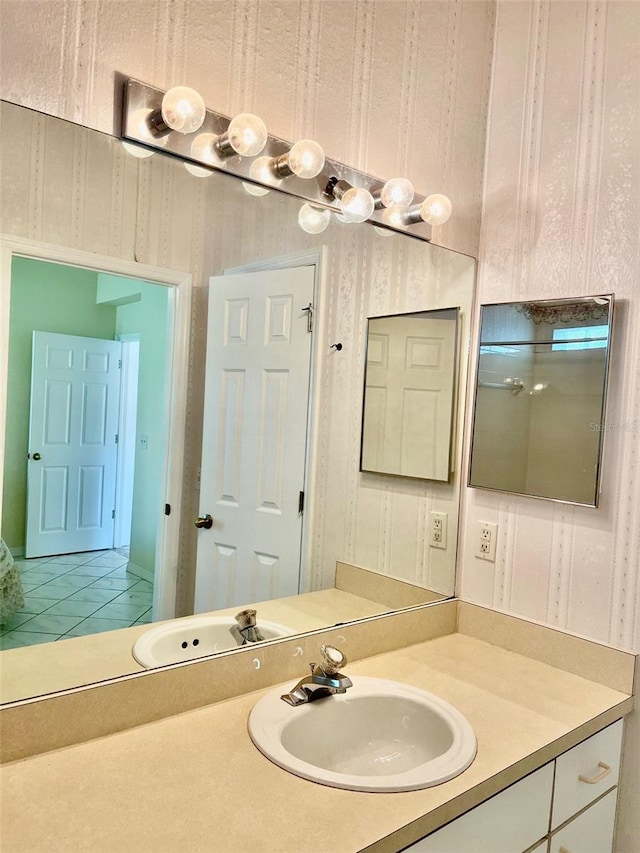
left=148, top=86, right=207, bottom=136
left=325, top=177, right=375, bottom=223
left=120, top=77, right=445, bottom=240
left=298, top=203, right=331, bottom=234
left=271, top=139, right=325, bottom=180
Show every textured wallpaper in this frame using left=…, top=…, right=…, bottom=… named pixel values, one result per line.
left=460, top=0, right=640, bottom=654
left=0, top=0, right=495, bottom=258
left=459, top=5, right=639, bottom=849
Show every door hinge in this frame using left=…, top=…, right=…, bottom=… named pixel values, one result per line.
left=118, top=358, right=122, bottom=369
left=298, top=490, right=305, bottom=514
left=301, top=303, right=313, bottom=332
left=112, top=509, right=115, bottom=519
left=115, top=433, right=119, bottom=444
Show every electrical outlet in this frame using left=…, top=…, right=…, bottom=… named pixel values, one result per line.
left=429, top=511, right=448, bottom=550
left=476, top=521, right=497, bottom=561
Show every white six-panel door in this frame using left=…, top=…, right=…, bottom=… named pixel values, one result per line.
left=26, top=331, right=121, bottom=557
left=362, top=315, right=457, bottom=480
left=194, top=266, right=314, bottom=612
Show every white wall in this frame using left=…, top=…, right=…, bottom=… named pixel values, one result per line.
left=460, top=2, right=640, bottom=850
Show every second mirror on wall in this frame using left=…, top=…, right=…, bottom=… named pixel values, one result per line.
left=468, top=295, right=614, bottom=506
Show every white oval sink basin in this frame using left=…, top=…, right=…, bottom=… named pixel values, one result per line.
left=132, top=616, right=295, bottom=668
left=248, top=676, right=477, bottom=792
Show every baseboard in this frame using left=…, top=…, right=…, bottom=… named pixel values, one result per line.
left=126, top=560, right=153, bottom=584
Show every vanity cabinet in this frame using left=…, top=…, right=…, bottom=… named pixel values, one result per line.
left=404, top=721, right=622, bottom=853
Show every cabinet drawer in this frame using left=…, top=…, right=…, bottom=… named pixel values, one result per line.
left=549, top=788, right=617, bottom=853
left=405, top=763, right=553, bottom=853
left=551, top=721, right=622, bottom=829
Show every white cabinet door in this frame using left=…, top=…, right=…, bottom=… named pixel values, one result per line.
left=549, top=789, right=617, bottom=853
left=551, top=721, right=622, bottom=829
left=405, top=764, right=554, bottom=853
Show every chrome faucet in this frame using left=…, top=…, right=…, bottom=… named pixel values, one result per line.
left=230, top=609, right=266, bottom=646
left=281, top=645, right=353, bottom=706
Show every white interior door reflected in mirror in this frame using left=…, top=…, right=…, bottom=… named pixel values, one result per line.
left=360, top=308, right=459, bottom=481
left=27, top=331, right=122, bottom=557
left=468, top=295, right=614, bottom=506
left=194, top=266, right=314, bottom=613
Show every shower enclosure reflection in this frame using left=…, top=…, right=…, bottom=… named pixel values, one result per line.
left=469, top=295, right=614, bottom=506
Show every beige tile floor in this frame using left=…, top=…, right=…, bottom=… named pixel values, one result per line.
left=0, top=550, right=153, bottom=650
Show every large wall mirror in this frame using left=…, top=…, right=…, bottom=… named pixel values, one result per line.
left=468, top=295, right=614, bottom=506
left=0, top=99, right=476, bottom=705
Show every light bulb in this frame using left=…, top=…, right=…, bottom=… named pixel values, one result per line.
left=380, top=178, right=414, bottom=208
left=223, top=113, right=268, bottom=156
left=160, top=86, right=206, bottom=134
left=381, top=205, right=407, bottom=228
left=340, top=187, right=375, bottom=223
left=190, top=133, right=226, bottom=168
left=298, top=203, right=331, bottom=234
left=420, top=193, right=452, bottom=225
left=121, top=141, right=154, bottom=159
left=250, top=156, right=279, bottom=185
left=242, top=158, right=274, bottom=196
left=287, top=140, right=325, bottom=179
left=184, top=162, right=214, bottom=177
left=242, top=182, right=271, bottom=197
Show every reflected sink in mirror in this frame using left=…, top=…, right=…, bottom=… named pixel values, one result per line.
left=248, top=676, right=477, bottom=792
left=132, top=615, right=295, bottom=668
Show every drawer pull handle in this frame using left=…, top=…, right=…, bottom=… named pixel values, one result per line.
left=578, top=760, right=611, bottom=784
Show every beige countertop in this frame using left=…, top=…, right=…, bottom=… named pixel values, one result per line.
left=0, top=587, right=392, bottom=704
left=0, top=626, right=634, bottom=853
left=1, top=561, right=436, bottom=705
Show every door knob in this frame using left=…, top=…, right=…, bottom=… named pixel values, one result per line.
left=31, top=452, right=42, bottom=461
left=194, top=514, right=213, bottom=529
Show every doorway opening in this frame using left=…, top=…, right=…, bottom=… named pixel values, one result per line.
left=0, top=238, right=191, bottom=648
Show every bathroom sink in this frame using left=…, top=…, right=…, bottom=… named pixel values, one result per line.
left=248, top=676, right=477, bottom=792
left=132, top=615, right=294, bottom=668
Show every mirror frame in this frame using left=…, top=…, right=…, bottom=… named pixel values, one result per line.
left=360, top=307, right=460, bottom=482
left=467, top=294, right=615, bottom=507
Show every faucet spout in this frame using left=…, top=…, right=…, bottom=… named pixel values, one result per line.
left=281, top=645, right=352, bottom=706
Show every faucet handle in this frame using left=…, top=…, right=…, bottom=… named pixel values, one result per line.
left=319, top=644, right=347, bottom=675
left=234, top=608, right=257, bottom=629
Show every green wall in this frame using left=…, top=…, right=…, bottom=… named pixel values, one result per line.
left=1, top=258, right=117, bottom=550
left=2, top=260, right=169, bottom=577
left=102, top=276, right=170, bottom=576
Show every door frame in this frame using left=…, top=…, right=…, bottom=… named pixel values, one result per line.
left=224, top=247, right=327, bottom=595
left=113, top=334, right=140, bottom=552
left=0, top=235, right=192, bottom=621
